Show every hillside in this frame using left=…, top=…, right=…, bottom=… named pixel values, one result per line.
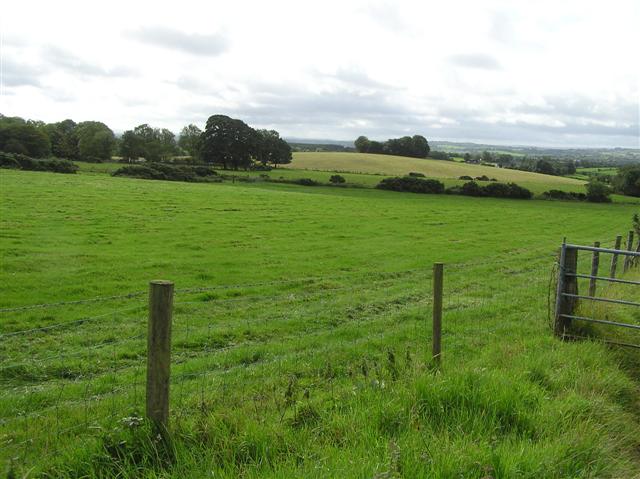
left=287, top=152, right=585, bottom=187
left=1, top=168, right=639, bottom=477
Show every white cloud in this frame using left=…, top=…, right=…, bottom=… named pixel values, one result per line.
left=0, top=0, right=638, bottom=147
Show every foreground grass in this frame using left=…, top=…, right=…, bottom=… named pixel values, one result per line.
left=1, top=169, right=639, bottom=477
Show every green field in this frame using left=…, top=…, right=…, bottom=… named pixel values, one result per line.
left=77, top=157, right=592, bottom=197
left=286, top=152, right=584, bottom=187
left=1, top=168, right=639, bottom=478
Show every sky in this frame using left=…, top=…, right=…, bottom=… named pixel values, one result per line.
left=1, top=0, right=639, bottom=148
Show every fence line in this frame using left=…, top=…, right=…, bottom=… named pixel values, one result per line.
left=2, top=233, right=635, bottom=473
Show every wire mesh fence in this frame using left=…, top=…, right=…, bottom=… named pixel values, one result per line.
left=0, top=244, right=625, bottom=472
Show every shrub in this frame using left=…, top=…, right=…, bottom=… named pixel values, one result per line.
left=0, top=153, right=20, bottom=169
left=329, top=174, right=346, bottom=184
left=459, top=181, right=532, bottom=199
left=458, top=175, right=473, bottom=181
left=294, top=178, right=319, bottom=186
left=408, top=172, right=426, bottom=178
left=112, top=163, right=218, bottom=182
left=475, top=175, right=490, bottom=181
left=613, top=165, right=640, bottom=197
left=542, top=190, right=587, bottom=201
left=460, top=181, right=484, bottom=196
left=376, top=176, right=445, bottom=194
left=585, top=179, right=612, bottom=203
left=0, top=152, right=78, bottom=173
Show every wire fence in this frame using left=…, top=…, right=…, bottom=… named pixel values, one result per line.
left=0, top=243, right=632, bottom=473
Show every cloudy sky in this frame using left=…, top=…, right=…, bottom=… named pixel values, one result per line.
left=1, top=0, right=638, bottom=147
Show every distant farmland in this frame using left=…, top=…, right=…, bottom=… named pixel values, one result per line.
left=286, top=151, right=586, bottom=187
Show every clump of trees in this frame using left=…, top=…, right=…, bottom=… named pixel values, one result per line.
left=198, top=115, right=292, bottom=170
left=120, top=124, right=178, bottom=162
left=612, top=165, right=640, bottom=197
left=355, top=135, right=430, bottom=158
left=0, top=115, right=115, bottom=162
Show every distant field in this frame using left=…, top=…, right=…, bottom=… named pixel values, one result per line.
left=75, top=161, right=640, bottom=199
left=287, top=152, right=584, bottom=187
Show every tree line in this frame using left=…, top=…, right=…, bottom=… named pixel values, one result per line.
left=354, top=135, right=430, bottom=158
left=0, top=114, right=292, bottom=169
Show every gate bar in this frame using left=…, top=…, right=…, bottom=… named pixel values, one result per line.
left=560, top=314, right=640, bottom=330
left=561, top=293, right=640, bottom=307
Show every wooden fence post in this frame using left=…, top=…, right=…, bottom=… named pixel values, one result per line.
left=432, top=263, right=444, bottom=365
left=589, top=241, right=600, bottom=297
left=147, top=280, right=174, bottom=433
left=610, top=235, right=622, bottom=279
left=555, top=245, right=578, bottom=336
left=623, top=230, right=634, bottom=273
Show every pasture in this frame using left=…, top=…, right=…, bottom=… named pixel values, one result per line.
left=285, top=152, right=584, bottom=187
left=1, top=168, right=639, bottom=478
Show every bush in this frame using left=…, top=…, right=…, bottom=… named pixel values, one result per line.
left=408, top=172, right=426, bottom=178
left=457, top=181, right=532, bottom=199
left=0, top=152, right=78, bottom=173
left=112, top=163, right=218, bottom=182
left=294, top=178, right=319, bottom=186
left=0, top=153, right=20, bottom=169
left=329, top=174, right=346, bottom=184
left=613, top=165, right=640, bottom=197
left=542, top=190, right=587, bottom=201
left=460, top=181, right=484, bottom=196
left=475, top=175, right=490, bottom=181
left=585, top=179, right=612, bottom=203
left=458, top=175, right=473, bottom=181
left=376, top=176, right=445, bottom=194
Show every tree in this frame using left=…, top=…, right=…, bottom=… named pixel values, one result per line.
left=410, top=135, right=430, bottom=158
left=585, top=179, right=611, bottom=203
left=200, top=115, right=257, bottom=170
left=46, top=119, right=79, bottom=159
left=613, top=165, right=640, bottom=197
left=481, top=151, right=493, bottom=163
left=76, top=121, right=115, bottom=162
left=0, top=115, right=51, bottom=157
left=120, top=124, right=177, bottom=162
left=535, top=159, right=556, bottom=176
left=368, top=141, right=384, bottom=154
left=354, top=136, right=370, bottom=153
left=120, top=130, right=145, bottom=161
left=255, top=129, right=291, bottom=167
left=178, top=124, right=202, bottom=161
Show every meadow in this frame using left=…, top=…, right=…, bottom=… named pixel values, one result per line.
left=1, top=166, right=639, bottom=478
left=285, top=152, right=584, bottom=188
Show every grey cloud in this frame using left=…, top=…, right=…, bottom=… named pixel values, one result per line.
left=1, top=58, right=43, bottom=87
left=128, top=27, right=228, bottom=56
left=43, top=46, right=135, bottom=77
left=171, top=77, right=638, bottom=148
left=448, top=53, right=502, bottom=70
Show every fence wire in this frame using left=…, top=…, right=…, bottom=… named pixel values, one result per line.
left=1, top=240, right=628, bottom=473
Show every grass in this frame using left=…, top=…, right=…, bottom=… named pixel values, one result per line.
left=286, top=152, right=584, bottom=187
left=1, top=168, right=639, bottom=477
